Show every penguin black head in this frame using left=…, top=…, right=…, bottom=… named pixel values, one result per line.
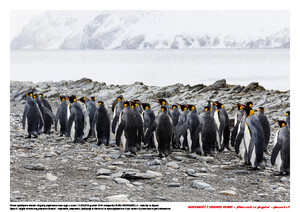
left=67, top=95, right=77, bottom=103
left=275, top=120, right=287, bottom=128
left=258, top=107, right=265, bottom=112
left=156, top=98, right=168, bottom=106
left=133, top=99, right=140, bottom=107
left=286, top=111, right=290, bottom=117
left=187, top=104, right=196, bottom=111
left=38, top=93, right=44, bottom=98
left=235, top=103, right=243, bottom=110
left=32, top=93, right=37, bottom=99
left=130, top=101, right=136, bottom=109
left=160, top=106, right=168, bottom=112
left=141, top=103, right=151, bottom=110
left=204, top=106, right=212, bottom=112
left=246, top=101, right=253, bottom=108
left=178, top=104, right=188, bottom=111
left=26, top=91, right=34, bottom=98
left=124, top=101, right=130, bottom=108
left=78, top=97, right=86, bottom=103
left=90, top=97, right=96, bottom=102
left=117, top=95, right=124, bottom=102
left=213, top=101, right=224, bottom=109
left=172, top=105, right=178, bottom=110
left=98, top=101, right=104, bottom=106
left=59, top=96, right=67, bottom=102
left=242, top=105, right=254, bottom=117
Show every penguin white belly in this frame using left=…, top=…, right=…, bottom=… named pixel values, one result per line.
left=234, top=113, right=238, bottom=126
left=179, top=135, right=184, bottom=148
left=121, top=130, right=126, bottom=151
left=275, top=152, right=282, bottom=172
left=214, top=112, right=220, bottom=130
left=198, top=131, right=204, bottom=155
left=94, top=123, right=98, bottom=140
left=70, top=122, right=75, bottom=141
left=250, top=146, right=256, bottom=168
left=244, top=124, right=251, bottom=151
left=273, top=129, right=280, bottom=147
left=239, top=138, right=247, bottom=162
left=154, top=132, right=159, bottom=153
left=187, top=129, right=192, bottom=153
left=24, top=117, right=28, bottom=135
left=84, top=114, right=90, bottom=137
left=57, top=120, right=61, bottom=132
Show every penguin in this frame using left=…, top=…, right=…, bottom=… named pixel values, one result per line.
left=116, top=101, right=139, bottom=154
left=177, top=104, right=201, bottom=154
left=271, top=120, right=290, bottom=174
left=112, top=95, right=124, bottom=113
left=145, top=106, right=178, bottom=157
left=32, top=93, right=44, bottom=134
left=90, top=97, right=96, bottom=103
left=54, top=96, right=69, bottom=136
left=246, top=101, right=253, bottom=108
left=207, top=100, right=218, bottom=114
left=39, top=93, right=54, bottom=134
left=22, top=91, right=44, bottom=138
left=170, top=104, right=180, bottom=126
left=212, top=101, right=231, bottom=152
left=130, top=101, right=144, bottom=149
left=93, top=101, right=110, bottom=146
left=155, top=98, right=169, bottom=107
left=257, top=107, right=270, bottom=153
left=176, top=104, right=190, bottom=149
left=235, top=105, right=265, bottom=169
left=112, top=96, right=124, bottom=134
left=133, top=99, right=143, bottom=114
left=286, top=111, right=290, bottom=128
left=67, top=95, right=85, bottom=143
left=78, top=97, right=97, bottom=140
left=231, top=103, right=245, bottom=147
left=194, top=106, right=219, bottom=156
left=141, top=103, right=156, bottom=148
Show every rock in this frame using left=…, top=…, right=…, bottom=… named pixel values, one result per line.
left=166, top=161, right=179, bottom=169
left=167, top=183, right=180, bottom=187
left=111, top=172, right=124, bottom=178
left=199, top=167, right=208, bottom=173
left=111, top=161, right=124, bottom=165
left=146, top=170, right=162, bottom=178
left=107, top=165, right=118, bottom=170
left=24, top=164, right=46, bottom=170
left=280, top=177, right=290, bottom=183
left=242, top=82, right=265, bottom=93
left=186, top=169, right=196, bottom=175
left=191, top=181, right=212, bottom=190
left=211, top=79, right=226, bottom=89
left=78, top=167, right=89, bottom=171
left=149, top=159, right=161, bottom=166
left=106, top=194, right=130, bottom=202
left=114, top=178, right=130, bottom=184
left=45, top=173, right=57, bottom=181
left=96, top=168, right=111, bottom=176
left=199, top=157, right=215, bottom=163
left=89, top=197, right=100, bottom=202
left=132, top=182, right=143, bottom=186
left=219, top=190, right=238, bottom=196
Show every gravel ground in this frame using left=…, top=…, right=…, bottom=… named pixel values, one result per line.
left=10, top=79, right=290, bottom=202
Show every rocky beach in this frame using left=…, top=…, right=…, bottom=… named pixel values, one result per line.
left=10, top=78, right=290, bottom=202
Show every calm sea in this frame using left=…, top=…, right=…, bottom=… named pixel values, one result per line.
left=10, top=49, right=290, bottom=91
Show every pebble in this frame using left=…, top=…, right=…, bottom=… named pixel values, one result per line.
left=166, top=161, right=179, bottom=169
left=107, top=165, right=118, bottom=170
left=146, top=170, right=162, bottom=177
left=106, top=194, right=130, bottom=202
left=111, top=161, right=124, bottom=165
left=219, top=190, right=238, bottom=196
left=78, top=167, right=89, bottom=171
left=96, top=168, right=111, bottom=176
left=191, top=181, right=212, bottom=190
left=89, top=197, right=100, bottom=202
left=45, top=173, right=58, bottom=181
left=24, top=164, right=46, bottom=171
left=149, top=159, right=161, bottom=166
left=114, top=178, right=130, bottom=184
left=111, top=172, right=124, bottom=178
left=199, top=167, right=208, bottom=173
left=186, top=169, right=196, bottom=175
left=280, top=177, right=290, bottom=183
left=167, top=183, right=180, bottom=187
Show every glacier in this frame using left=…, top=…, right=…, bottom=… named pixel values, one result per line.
left=11, top=11, right=290, bottom=50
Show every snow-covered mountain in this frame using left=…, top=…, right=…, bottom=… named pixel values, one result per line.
left=11, top=11, right=290, bottom=50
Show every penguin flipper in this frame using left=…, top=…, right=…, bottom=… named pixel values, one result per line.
left=176, top=122, right=189, bottom=139
left=22, top=105, right=29, bottom=129
left=171, top=122, right=179, bottom=148
left=83, top=111, right=90, bottom=138
left=145, top=121, right=157, bottom=145
left=235, top=123, right=245, bottom=154
left=116, top=121, right=125, bottom=147
left=111, top=114, right=119, bottom=134
left=67, top=112, right=75, bottom=137
left=42, top=105, right=55, bottom=120
left=54, top=106, right=61, bottom=131
left=231, top=122, right=240, bottom=147
left=271, top=140, right=283, bottom=165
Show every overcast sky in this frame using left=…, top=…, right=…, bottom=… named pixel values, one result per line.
left=10, top=10, right=289, bottom=40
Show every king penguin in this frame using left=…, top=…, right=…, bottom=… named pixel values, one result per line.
left=93, top=101, right=110, bottom=146
left=130, top=101, right=144, bottom=149
left=141, top=103, right=156, bottom=148
left=112, top=96, right=124, bottom=134
left=194, top=106, right=219, bottom=156
left=78, top=97, right=97, bottom=140
left=22, top=91, right=44, bottom=138
left=170, top=104, right=180, bottom=127
left=212, top=101, right=231, bottom=152
left=116, top=101, right=139, bottom=154
left=257, top=107, right=270, bottom=153
left=145, top=106, right=178, bottom=157
left=271, top=120, right=290, bottom=174
left=231, top=103, right=245, bottom=147
left=39, top=93, right=55, bottom=134
left=176, top=104, right=190, bottom=149
left=286, top=111, right=290, bottom=128
left=55, top=96, right=69, bottom=136
left=235, top=105, right=265, bottom=169
left=112, top=95, right=124, bottom=113
left=67, top=95, right=85, bottom=143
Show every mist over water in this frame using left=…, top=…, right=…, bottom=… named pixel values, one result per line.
left=10, top=49, right=289, bottom=91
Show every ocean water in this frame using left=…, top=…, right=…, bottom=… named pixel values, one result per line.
left=10, top=49, right=290, bottom=91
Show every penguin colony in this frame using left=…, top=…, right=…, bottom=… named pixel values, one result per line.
left=22, top=92, right=290, bottom=175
